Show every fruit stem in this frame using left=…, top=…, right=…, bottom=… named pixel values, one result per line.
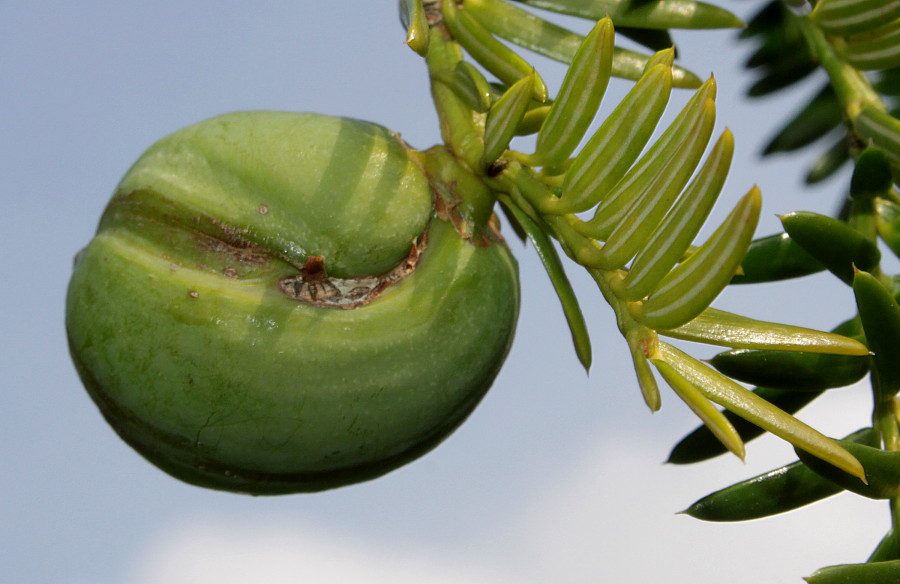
left=419, top=145, right=498, bottom=240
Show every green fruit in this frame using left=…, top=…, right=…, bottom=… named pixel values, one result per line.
left=66, top=111, right=519, bottom=494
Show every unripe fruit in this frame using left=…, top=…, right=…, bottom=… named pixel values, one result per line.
left=66, top=111, right=519, bottom=494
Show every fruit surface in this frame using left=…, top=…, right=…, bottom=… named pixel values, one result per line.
left=66, top=111, right=519, bottom=494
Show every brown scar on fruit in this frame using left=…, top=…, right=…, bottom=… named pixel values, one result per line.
left=195, top=226, right=271, bottom=266
left=111, top=189, right=273, bottom=267
left=279, top=235, right=427, bottom=309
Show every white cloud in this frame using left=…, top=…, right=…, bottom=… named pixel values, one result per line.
left=126, top=384, right=888, bottom=584
left=127, top=519, right=513, bottom=584
left=508, top=435, right=886, bottom=583
left=503, top=382, right=889, bottom=583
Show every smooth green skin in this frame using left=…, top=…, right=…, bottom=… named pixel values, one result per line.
left=66, top=112, right=520, bottom=494
left=114, top=111, right=433, bottom=279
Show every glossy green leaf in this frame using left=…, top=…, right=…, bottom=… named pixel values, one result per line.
left=626, top=328, right=662, bottom=411
left=854, top=270, right=900, bottom=395
left=509, top=0, right=744, bottom=30
left=577, top=77, right=716, bottom=240
left=431, top=69, right=490, bottom=113
left=497, top=201, right=529, bottom=245
left=710, top=348, right=869, bottom=391
left=549, top=62, right=673, bottom=214
left=687, top=461, right=842, bottom=522
left=459, top=61, right=495, bottom=111
left=796, top=439, right=900, bottom=499
left=653, top=359, right=745, bottom=459
left=515, top=104, right=551, bottom=135
left=669, top=386, right=823, bottom=464
left=466, top=0, right=701, bottom=87
left=631, top=188, right=761, bottom=330
left=642, top=46, right=676, bottom=70
left=592, top=101, right=716, bottom=270
left=534, top=18, right=614, bottom=169
left=656, top=342, right=865, bottom=481
left=669, top=318, right=865, bottom=463
left=661, top=307, right=870, bottom=354
left=617, top=26, right=675, bottom=53
left=622, top=130, right=734, bottom=300
left=684, top=428, right=876, bottom=522
left=426, top=30, right=486, bottom=168
left=806, top=560, right=900, bottom=583
left=442, top=0, right=548, bottom=101
left=483, top=74, right=536, bottom=163
left=730, top=232, right=825, bottom=284
left=608, top=47, right=699, bottom=88
left=499, top=195, right=592, bottom=370
left=780, top=210, right=882, bottom=284
left=402, top=0, right=430, bottom=56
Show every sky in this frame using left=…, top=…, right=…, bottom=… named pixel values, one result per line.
left=2, top=2, right=891, bottom=583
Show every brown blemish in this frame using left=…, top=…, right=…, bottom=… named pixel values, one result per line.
left=197, top=236, right=270, bottom=266
left=222, top=267, right=239, bottom=279
left=258, top=204, right=269, bottom=215
left=208, top=217, right=244, bottom=237
left=278, top=235, right=427, bottom=309
left=188, top=290, right=200, bottom=298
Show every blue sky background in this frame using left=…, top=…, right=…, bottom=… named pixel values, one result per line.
left=3, top=2, right=891, bottom=582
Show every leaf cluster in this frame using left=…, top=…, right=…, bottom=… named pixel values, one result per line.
left=401, top=0, right=900, bottom=580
